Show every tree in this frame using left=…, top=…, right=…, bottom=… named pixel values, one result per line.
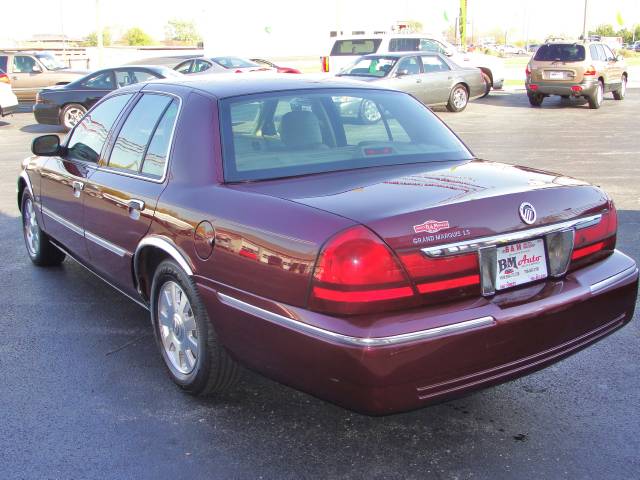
left=590, top=24, right=616, bottom=37
left=122, top=27, right=153, bottom=46
left=84, top=29, right=112, bottom=47
left=164, top=19, right=201, bottom=45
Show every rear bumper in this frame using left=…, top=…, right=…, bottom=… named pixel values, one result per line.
left=33, top=103, right=61, bottom=125
left=198, top=251, right=638, bottom=415
left=1, top=102, right=18, bottom=116
left=526, top=78, right=598, bottom=96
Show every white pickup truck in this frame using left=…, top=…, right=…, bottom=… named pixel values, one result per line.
left=321, top=34, right=505, bottom=95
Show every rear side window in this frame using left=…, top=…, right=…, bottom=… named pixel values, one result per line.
left=67, top=94, right=133, bottom=163
left=108, top=94, right=174, bottom=173
left=389, top=38, right=420, bottom=52
left=115, top=70, right=157, bottom=87
left=534, top=44, right=585, bottom=62
left=0, top=56, right=7, bottom=72
left=141, top=100, right=179, bottom=178
left=81, top=71, right=115, bottom=89
left=331, top=39, right=382, bottom=56
left=421, top=55, right=450, bottom=72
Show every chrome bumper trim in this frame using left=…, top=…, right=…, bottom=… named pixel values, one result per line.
left=217, top=292, right=495, bottom=347
left=421, top=214, right=602, bottom=258
left=590, top=265, right=639, bottom=295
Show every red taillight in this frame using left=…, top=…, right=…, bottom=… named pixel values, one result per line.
left=529, top=84, right=538, bottom=91
left=234, top=69, right=244, bottom=73
left=570, top=206, right=617, bottom=268
left=320, top=56, right=329, bottom=72
left=584, top=65, right=596, bottom=76
left=571, top=85, right=583, bottom=92
left=309, top=226, right=415, bottom=315
left=525, top=65, right=531, bottom=76
left=0, top=74, right=9, bottom=84
left=399, top=252, right=480, bottom=299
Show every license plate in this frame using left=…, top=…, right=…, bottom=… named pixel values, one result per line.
left=549, top=71, right=564, bottom=79
left=495, top=239, right=548, bottom=291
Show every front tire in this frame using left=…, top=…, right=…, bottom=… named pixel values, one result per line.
left=21, top=193, right=66, bottom=266
left=588, top=81, right=604, bottom=109
left=446, top=84, right=469, bottom=112
left=612, top=76, right=626, bottom=100
left=60, top=103, right=86, bottom=131
left=151, top=259, right=239, bottom=396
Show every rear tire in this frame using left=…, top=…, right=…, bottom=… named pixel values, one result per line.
left=528, top=92, right=544, bottom=107
left=479, top=72, right=491, bottom=98
left=446, top=84, right=469, bottom=112
left=150, top=259, right=239, bottom=396
left=612, top=76, right=626, bottom=100
left=21, top=193, right=66, bottom=266
left=588, top=81, right=604, bottom=109
left=60, top=103, right=86, bottom=131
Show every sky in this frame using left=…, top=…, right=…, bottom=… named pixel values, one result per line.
left=2, top=0, right=639, bottom=53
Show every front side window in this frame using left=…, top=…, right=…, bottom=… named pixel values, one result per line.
left=13, top=56, right=37, bottom=73
left=602, top=44, right=615, bottom=60
left=108, top=94, right=174, bottom=173
left=115, top=70, right=157, bottom=88
left=419, top=39, right=445, bottom=53
left=220, top=89, right=472, bottom=182
left=192, top=59, right=212, bottom=73
left=81, top=71, right=115, bottom=89
left=396, top=56, right=421, bottom=75
left=67, top=94, right=132, bottom=163
left=212, top=57, right=259, bottom=69
left=339, top=57, right=397, bottom=77
left=35, top=53, right=66, bottom=70
left=174, top=60, right=193, bottom=74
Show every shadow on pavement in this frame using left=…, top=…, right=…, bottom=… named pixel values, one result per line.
left=20, top=123, right=66, bottom=134
left=476, top=90, right=617, bottom=110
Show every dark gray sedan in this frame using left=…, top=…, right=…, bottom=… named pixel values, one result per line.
left=336, top=53, right=486, bottom=117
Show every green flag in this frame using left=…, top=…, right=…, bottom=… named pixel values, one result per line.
left=616, top=11, right=624, bottom=27
left=443, top=10, right=449, bottom=22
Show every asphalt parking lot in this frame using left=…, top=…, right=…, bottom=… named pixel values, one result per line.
left=1, top=91, right=638, bottom=479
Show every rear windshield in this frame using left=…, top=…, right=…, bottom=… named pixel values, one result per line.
left=534, top=44, right=586, bottom=62
left=331, top=39, right=382, bottom=56
left=220, top=89, right=472, bottom=182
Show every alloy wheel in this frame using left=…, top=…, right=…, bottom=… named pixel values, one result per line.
left=23, top=197, right=39, bottom=256
left=360, top=99, right=381, bottom=123
left=157, top=281, right=199, bottom=375
left=64, top=107, right=85, bottom=129
left=452, top=87, right=468, bottom=109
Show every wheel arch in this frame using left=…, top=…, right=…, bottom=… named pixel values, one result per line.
left=133, top=236, right=195, bottom=302
left=478, top=67, right=493, bottom=86
left=17, top=171, right=34, bottom=212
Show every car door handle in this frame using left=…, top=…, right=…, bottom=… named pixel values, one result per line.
left=128, top=199, right=145, bottom=211
left=72, top=181, right=84, bottom=198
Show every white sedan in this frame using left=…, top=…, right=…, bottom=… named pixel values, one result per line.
left=0, top=72, right=19, bottom=117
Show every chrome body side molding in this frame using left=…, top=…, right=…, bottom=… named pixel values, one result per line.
left=42, top=206, right=84, bottom=236
left=217, top=292, right=495, bottom=347
left=85, top=230, right=128, bottom=257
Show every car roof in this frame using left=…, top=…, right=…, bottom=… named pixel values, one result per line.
left=148, top=74, right=387, bottom=99
left=359, top=52, right=442, bottom=59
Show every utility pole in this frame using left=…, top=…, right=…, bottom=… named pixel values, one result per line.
left=96, top=0, right=103, bottom=68
left=582, top=0, right=589, bottom=39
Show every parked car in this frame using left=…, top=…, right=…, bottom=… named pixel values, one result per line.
left=18, top=76, right=638, bottom=415
left=525, top=40, right=627, bottom=108
left=527, top=43, right=540, bottom=53
left=173, top=56, right=272, bottom=75
left=336, top=53, right=485, bottom=113
left=321, top=34, right=505, bottom=95
left=634, top=41, right=640, bottom=52
left=33, top=65, right=182, bottom=130
left=0, top=67, right=19, bottom=117
left=498, top=44, right=526, bottom=55
left=0, top=51, right=88, bottom=101
left=250, top=58, right=301, bottom=74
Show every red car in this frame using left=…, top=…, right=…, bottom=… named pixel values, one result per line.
left=250, top=58, right=301, bottom=74
left=18, top=76, right=638, bottom=415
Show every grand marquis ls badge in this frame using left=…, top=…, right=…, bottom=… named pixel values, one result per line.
left=519, top=202, right=537, bottom=225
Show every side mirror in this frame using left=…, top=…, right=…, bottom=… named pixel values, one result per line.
left=32, top=135, right=61, bottom=156
left=444, top=47, right=456, bottom=57
left=396, top=69, right=410, bottom=77
left=31, top=64, right=42, bottom=73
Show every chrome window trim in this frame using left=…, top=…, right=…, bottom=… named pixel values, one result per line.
left=217, top=292, right=495, bottom=347
left=85, top=230, right=128, bottom=257
left=590, top=265, right=638, bottom=295
left=421, top=214, right=602, bottom=258
left=95, top=90, right=182, bottom=184
left=42, top=206, right=84, bottom=236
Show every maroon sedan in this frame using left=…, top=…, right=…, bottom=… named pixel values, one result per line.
left=18, top=76, right=638, bottom=415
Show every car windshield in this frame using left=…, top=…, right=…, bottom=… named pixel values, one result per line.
left=534, top=44, right=586, bottom=62
left=213, top=57, right=259, bottom=68
left=220, top=89, right=472, bottom=182
left=338, top=57, right=397, bottom=77
left=36, top=53, right=66, bottom=70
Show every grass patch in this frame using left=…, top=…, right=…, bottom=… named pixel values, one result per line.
left=504, top=79, right=525, bottom=87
